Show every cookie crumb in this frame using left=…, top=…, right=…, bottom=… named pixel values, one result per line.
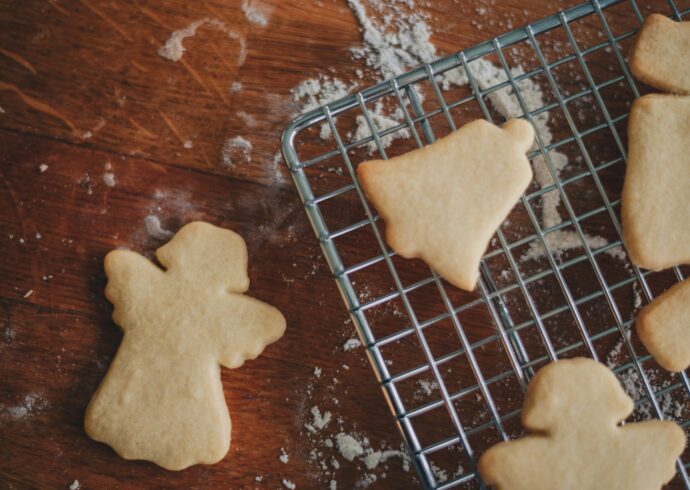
left=282, top=479, right=296, bottom=489
left=279, top=447, right=289, bottom=464
left=39, top=164, right=49, bottom=173
left=69, top=480, right=80, bottom=490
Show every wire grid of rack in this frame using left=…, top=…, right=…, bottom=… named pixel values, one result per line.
left=282, top=0, right=690, bottom=488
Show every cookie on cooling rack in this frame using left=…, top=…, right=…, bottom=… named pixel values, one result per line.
left=630, top=13, right=690, bottom=94
left=357, top=119, right=534, bottom=292
left=638, top=278, right=690, bottom=372
left=478, top=358, right=685, bottom=490
left=622, top=94, right=690, bottom=270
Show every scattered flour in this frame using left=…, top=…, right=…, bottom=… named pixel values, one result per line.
left=348, top=0, right=437, bottom=81
left=183, top=140, right=194, bottom=149
left=306, top=406, right=332, bottom=433
left=292, top=76, right=357, bottom=139
left=231, top=81, right=243, bottom=93
left=343, top=338, right=362, bottom=351
left=221, top=136, right=253, bottom=167
left=352, top=102, right=409, bottom=154
left=143, top=215, right=173, bottom=241
left=335, top=433, right=365, bottom=461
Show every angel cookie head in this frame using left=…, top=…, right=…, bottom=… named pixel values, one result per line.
left=85, top=221, right=286, bottom=470
left=479, top=358, right=685, bottom=490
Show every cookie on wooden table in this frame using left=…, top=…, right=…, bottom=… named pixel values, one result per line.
left=630, top=13, right=690, bottom=95
left=357, top=119, right=534, bottom=291
left=85, top=221, right=286, bottom=470
left=638, top=278, right=690, bottom=372
left=622, top=94, right=690, bottom=270
left=478, top=358, right=685, bottom=490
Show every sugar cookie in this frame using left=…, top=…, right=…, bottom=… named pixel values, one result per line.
left=622, top=94, right=690, bottom=270
left=638, top=278, right=690, bottom=372
left=85, top=222, right=286, bottom=470
left=630, top=14, right=690, bottom=95
left=478, top=358, right=685, bottom=490
left=357, top=119, right=534, bottom=291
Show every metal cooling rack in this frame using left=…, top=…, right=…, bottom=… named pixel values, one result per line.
left=282, top=0, right=690, bottom=488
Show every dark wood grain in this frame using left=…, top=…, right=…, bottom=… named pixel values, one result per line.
left=1, top=0, right=689, bottom=489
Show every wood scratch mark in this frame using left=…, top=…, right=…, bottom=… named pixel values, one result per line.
left=138, top=5, right=173, bottom=30
left=48, top=0, right=71, bottom=16
left=0, top=81, right=77, bottom=133
left=79, top=0, right=134, bottom=42
left=208, top=76, right=230, bottom=107
left=130, top=60, right=149, bottom=72
left=210, top=44, right=236, bottom=72
left=156, top=108, right=186, bottom=145
left=0, top=48, right=37, bottom=75
left=178, top=58, right=213, bottom=96
left=126, top=116, right=156, bottom=138
left=204, top=4, right=232, bottom=27
left=198, top=145, right=212, bottom=168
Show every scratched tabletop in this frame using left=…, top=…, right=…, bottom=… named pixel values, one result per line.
left=0, top=0, right=686, bottom=489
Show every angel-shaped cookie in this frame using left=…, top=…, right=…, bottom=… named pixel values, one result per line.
left=478, top=358, right=685, bottom=490
left=357, top=119, right=534, bottom=291
left=85, top=221, right=286, bottom=470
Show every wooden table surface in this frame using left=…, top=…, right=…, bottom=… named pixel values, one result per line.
left=2, top=0, right=688, bottom=489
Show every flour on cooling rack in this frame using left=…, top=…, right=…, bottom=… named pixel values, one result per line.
left=292, top=0, right=622, bottom=262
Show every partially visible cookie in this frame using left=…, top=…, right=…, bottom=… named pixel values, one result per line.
left=630, top=14, right=690, bottom=94
left=478, top=358, right=685, bottom=490
left=622, top=94, right=690, bottom=270
left=357, top=119, right=534, bottom=291
left=638, top=278, right=690, bottom=372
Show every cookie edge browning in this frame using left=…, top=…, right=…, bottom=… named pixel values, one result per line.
left=629, top=13, right=690, bottom=95
left=637, top=280, right=690, bottom=372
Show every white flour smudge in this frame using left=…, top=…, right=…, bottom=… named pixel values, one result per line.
left=158, top=18, right=246, bottom=66
left=144, top=215, right=173, bottom=241
left=221, top=136, right=253, bottom=167
left=242, top=0, right=269, bottom=26
left=1, top=393, right=50, bottom=419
